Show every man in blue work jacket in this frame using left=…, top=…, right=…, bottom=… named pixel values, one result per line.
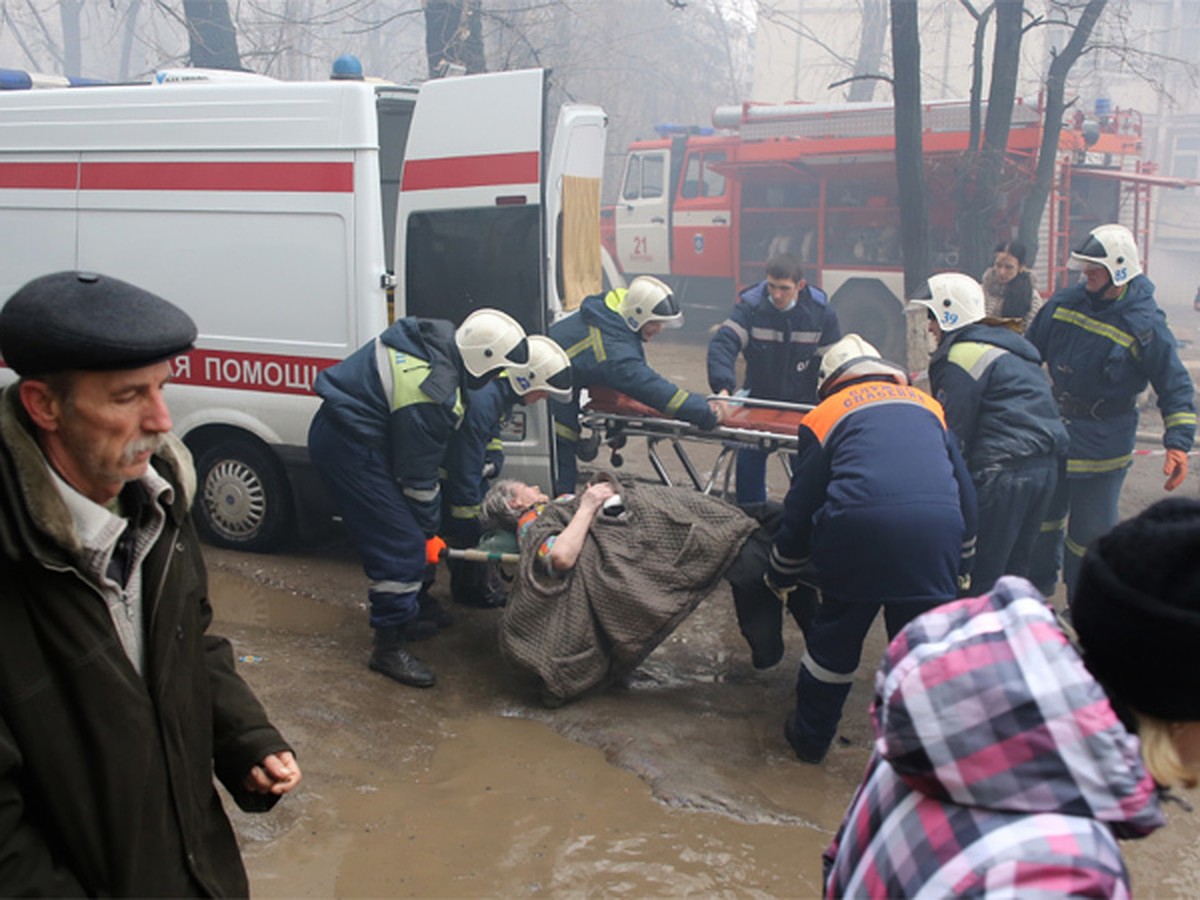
left=707, top=253, right=841, bottom=503
left=912, top=272, right=1067, bottom=595
left=1026, top=223, right=1195, bottom=601
left=548, top=275, right=724, bottom=496
left=767, top=334, right=977, bottom=765
left=308, top=308, right=529, bottom=688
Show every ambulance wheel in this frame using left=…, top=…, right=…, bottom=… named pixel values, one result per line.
left=194, top=440, right=292, bottom=551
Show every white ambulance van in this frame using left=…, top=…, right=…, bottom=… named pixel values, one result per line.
left=0, top=67, right=607, bottom=551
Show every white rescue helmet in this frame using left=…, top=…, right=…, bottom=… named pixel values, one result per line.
left=506, top=335, right=572, bottom=402
left=619, top=275, right=681, bottom=332
left=1069, top=223, right=1142, bottom=287
left=908, top=273, right=986, bottom=333
left=455, top=308, right=529, bottom=378
left=817, top=333, right=909, bottom=399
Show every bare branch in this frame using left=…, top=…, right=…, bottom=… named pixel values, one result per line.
left=828, top=72, right=893, bottom=89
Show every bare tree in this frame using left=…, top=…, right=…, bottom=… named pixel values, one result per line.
left=1017, top=0, right=1108, bottom=267
left=424, top=0, right=485, bottom=77
left=848, top=0, right=888, bottom=102
left=954, top=0, right=1023, bottom=278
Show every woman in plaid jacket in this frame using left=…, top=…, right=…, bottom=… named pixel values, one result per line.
left=824, top=498, right=1200, bottom=898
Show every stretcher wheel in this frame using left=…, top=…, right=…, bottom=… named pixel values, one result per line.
left=610, top=451, right=624, bottom=467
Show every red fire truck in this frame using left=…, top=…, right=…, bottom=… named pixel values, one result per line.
left=601, top=97, right=1158, bottom=363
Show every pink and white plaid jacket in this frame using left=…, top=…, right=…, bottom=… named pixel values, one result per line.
left=824, top=576, right=1166, bottom=898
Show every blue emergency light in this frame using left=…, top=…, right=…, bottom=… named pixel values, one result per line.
left=0, top=68, right=107, bottom=90
left=654, top=122, right=716, bottom=138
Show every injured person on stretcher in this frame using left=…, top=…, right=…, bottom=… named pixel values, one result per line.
left=480, top=472, right=815, bottom=706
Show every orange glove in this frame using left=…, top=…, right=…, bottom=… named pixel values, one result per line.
left=425, top=535, right=447, bottom=566
left=1163, top=448, right=1189, bottom=492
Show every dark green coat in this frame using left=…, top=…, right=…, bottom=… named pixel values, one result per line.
left=0, top=387, right=292, bottom=897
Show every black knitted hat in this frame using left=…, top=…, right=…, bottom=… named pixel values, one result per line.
left=1072, top=497, right=1200, bottom=722
left=0, top=271, right=196, bottom=376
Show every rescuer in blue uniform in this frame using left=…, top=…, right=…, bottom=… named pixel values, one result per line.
left=766, top=334, right=977, bottom=765
left=440, top=335, right=572, bottom=608
left=308, top=309, right=529, bottom=688
left=548, top=275, right=724, bottom=496
left=707, top=253, right=841, bottom=503
left=1026, top=224, right=1195, bottom=601
left=912, top=273, right=1067, bottom=595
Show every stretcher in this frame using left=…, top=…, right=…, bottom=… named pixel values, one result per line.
left=579, top=386, right=811, bottom=496
left=443, top=533, right=520, bottom=565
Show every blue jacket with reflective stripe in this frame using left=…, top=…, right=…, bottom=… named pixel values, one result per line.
left=549, top=292, right=717, bottom=430
left=441, top=379, right=516, bottom=544
left=1027, top=275, right=1195, bottom=469
left=929, top=323, right=1067, bottom=472
left=314, top=317, right=465, bottom=534
left=707, top=280, right=840, bottom=403
left=771, top=380, right=977, bottom=602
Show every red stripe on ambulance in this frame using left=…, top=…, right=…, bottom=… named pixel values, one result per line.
left=171, top=349, right=341, bottom=395
left=400, top=151, right=539, bottom=191
left=79, top=161, right=354, bottom=192
left=0, top=161, right=78, bottom=189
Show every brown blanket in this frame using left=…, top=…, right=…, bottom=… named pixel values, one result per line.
left=499, top=477, right=759, bottom=704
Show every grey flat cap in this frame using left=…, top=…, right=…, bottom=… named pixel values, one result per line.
left=0, top=271, right=197, bottom=376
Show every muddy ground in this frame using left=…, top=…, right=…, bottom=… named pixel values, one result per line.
left=210, top=307, right=1200, bottom=897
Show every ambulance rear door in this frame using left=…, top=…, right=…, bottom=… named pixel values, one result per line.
left=395, top=68, right=606, bottom=490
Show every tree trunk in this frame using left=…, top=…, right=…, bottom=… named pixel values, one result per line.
left=59, top=0, right=83, bottom=78
left=957, top=0, right=1022, bottom=278
left=182, top=0, right=242, bottom=71
left=1018, top=0, right=1108, bottom=272
left=424, top=0, right=486, bottom=78
left=848, top=0, right=888, bottom=102
left=890, top=0, right=930, bottom=297
left=118, top=0, right=143, bottom=82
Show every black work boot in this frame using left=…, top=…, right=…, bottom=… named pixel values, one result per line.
left=369, top=626, right=436, bottom=688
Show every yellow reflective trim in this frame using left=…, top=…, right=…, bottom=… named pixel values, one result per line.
left=1066, top=454, right=1132, bottom=474
left=1064, top=536, right=1088, bottom=559
left=665, top=389, right=689, bottom=414
left=486, top=437, right=504, bottom=451
left=450, top=504, right=481, bottom=520
left=555, top=420, right=580, bottom=442
left=603, top=288, right=626, bottom=314
left=1164, top=411, right=1197, bottom=429
left=590, top=326, right=607, bottom=363
left=1051, top=307, right=1138, bottom=356
left=1040, top=516, right=1067, bottom=533
left=565, top=326, right=606, bottom=363
left=389, top=349, right=433, bottom=412
left=947, top=341, right=1006, bottom=380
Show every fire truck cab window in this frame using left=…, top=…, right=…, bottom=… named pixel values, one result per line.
left=622, top=156, right=642, bottom=200
left=636, top=153, right=665, bottom=200
left=681, top=151, right=727, bottom=200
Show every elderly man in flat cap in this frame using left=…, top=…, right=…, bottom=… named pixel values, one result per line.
left=0, top=271, right=301, bottom=896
